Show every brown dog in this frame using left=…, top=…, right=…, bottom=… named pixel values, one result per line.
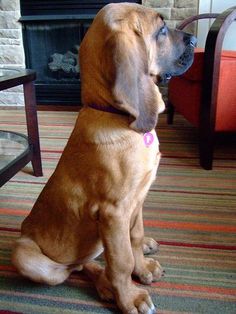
left=12, top=3, right=195, bottom=313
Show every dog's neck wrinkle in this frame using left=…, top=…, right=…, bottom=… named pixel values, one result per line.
left=76, top=108, right=140, bottom=146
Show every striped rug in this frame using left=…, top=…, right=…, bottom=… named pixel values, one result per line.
left=0, top=110, right=236, bottom=314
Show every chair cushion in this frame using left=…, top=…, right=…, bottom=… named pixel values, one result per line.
left=216, top=55, right=236, bottom=131
left=169, top=49, right=236, bottom=131
left=183, top=48, right=236, bottom=82
left=169, top=77, right=201, bottom=127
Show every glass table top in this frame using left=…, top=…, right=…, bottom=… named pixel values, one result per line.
left=0, top=130, right=30, bottom=173
left=0, top=68, right=22, bottom=78
left=0, top=68, right=36, bottom=91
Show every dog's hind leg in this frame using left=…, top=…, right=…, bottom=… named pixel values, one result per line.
left=12, top=237, right=81, bottom=285
left=83, top=261, right=115, bottom=302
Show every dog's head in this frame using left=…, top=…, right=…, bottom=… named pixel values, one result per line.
left=151, top=25, right=197, bottom=83
left=79, top=3, right=196, bottom=133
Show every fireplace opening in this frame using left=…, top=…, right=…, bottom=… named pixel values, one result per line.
left=20, top=0, right=141, bottom=107
left=20, top=18, right=90, bottom=106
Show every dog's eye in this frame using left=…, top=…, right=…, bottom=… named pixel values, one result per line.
left=159, top=25, right=167, bottom=36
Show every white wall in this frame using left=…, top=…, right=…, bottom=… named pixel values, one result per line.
left=197, top=0, right=236, bottom=50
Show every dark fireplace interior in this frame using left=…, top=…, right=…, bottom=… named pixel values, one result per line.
left=20, top=0, right=141, bottom=107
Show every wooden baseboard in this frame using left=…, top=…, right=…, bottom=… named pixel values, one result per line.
left=0, top=106, right=24, bottom=110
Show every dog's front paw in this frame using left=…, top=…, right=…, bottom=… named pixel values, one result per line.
left=143, top=237, right=159, bottom=255
left=118, top=285, right=156, bottom=314
left=134, top=258, right=164, bottom=285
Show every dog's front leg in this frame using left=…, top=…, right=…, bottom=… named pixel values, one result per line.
left=131, top=208, right=164, bottom=285
left=99, top=206, right=156, bottom=314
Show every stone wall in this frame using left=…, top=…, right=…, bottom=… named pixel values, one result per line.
left=0, top=0, right=25, bottom=107
left=143, top=0, right=199, bottom=29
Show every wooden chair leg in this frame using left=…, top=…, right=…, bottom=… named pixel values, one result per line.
left=199, top=130, right=215, bottom=170
left=167, top=100, right=175, bottom=125
left=23, top=81, right=43, bottom=177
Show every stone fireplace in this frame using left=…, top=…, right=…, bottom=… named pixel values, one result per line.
left=0, top=0, right=198, bottom=108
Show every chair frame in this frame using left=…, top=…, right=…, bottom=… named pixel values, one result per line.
left=167, top=7, right=236, bottom=170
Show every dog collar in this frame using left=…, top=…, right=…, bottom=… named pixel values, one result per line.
left=88, top=104, right=129, bottom=116
left=88, top=104, right=156, bottom=147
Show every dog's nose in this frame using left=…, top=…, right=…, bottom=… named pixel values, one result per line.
left=190, top=35, right=197, bottom=47
left=184, top=33, right=197, bottom=47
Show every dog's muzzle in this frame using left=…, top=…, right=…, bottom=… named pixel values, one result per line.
left=161, top=34, right=197, bottom=83
left=175, top=34, right=197, bottom=70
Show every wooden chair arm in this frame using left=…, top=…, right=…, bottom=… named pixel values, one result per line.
left=177, top=13, right=219, bottom=31
left=175, top=7, right=236, bottom=170
left=202, top=7, right=236, bottom=115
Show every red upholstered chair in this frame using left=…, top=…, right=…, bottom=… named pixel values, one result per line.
left=167, top=7, right=236, bottom=170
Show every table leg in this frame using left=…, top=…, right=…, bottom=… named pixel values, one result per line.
left=23, top=81, right=43, bottom=177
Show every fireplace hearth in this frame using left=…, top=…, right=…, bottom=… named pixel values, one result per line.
left=20, top=0, right=141, bottom=107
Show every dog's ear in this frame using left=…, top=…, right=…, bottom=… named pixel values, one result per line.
left=103, top=31, right=164, bottom=133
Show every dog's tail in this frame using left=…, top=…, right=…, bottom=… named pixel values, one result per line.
left=12, top=237, right=82, bottom=285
